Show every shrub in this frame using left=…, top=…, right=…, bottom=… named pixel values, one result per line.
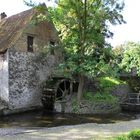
left=113, top=129, right=140, bottom=140
left=98, top=77, right=126, bottom=93
left=71, top=99, right=79, bottom=113
left=128, top=129, right=140, bottom=140
left=114, top=135, right=128, bottom=140
left=83, top=92, right=118, bottom=104
left=83, top=92, right=95, bottom=102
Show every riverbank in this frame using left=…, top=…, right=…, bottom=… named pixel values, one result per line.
left=0, top=117, right=140, bottom=140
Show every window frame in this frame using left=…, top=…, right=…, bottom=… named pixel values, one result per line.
left=50, top=41, right=55, bottom=55
left=27, top=35, right=34, bottom=52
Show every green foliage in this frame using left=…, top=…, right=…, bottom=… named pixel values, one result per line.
left=24, top=1, right=55, bottom=26
left=83, top=92, right=95, bottom=102
left=71, top=99, right=79, bottom=113
left=97, top=77, right=126, bottom=93
left=112, top=129, right=140, bottom=140
left=48, top=0, right=125, bottom=78
left=113, top=44, right=124, bottom=64
left=113, top=135, right=128, bottom=140
left=119, top=42, right=140, bottom=76
left=83, top=92, right=118, bottom=104
left=83, top=77, right=124, bottom=104
left=99, top=77, right=125, bottom=88
left=25, top=0, right=125, bottom=101
left=23, top=0, right=36, bottom=7
left=128, top=129, right=140, bottom=140
left=93, top=93, right=118, bottom=103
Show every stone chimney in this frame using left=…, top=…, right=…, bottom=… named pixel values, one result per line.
left=0, top=12, right=7, bottom=20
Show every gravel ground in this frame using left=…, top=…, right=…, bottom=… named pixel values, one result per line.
left=0, top=118, right=140, bottom=140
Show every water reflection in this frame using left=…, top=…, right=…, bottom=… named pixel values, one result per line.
left=0, top=110, right=139, bottom=128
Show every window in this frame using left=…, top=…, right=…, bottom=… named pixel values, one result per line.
left=50, top=41, right=55, bottom=46
left=50, top=41, right=55, bottom=55
left=27, top=36, right=34, bottom=52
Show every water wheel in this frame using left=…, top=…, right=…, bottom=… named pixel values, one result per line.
left=41, top=77, right=73, bottom=111
left=56, top=78, right=71, bottom=101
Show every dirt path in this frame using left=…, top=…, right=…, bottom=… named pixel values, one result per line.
left=0, top=118, right=140, bottom=140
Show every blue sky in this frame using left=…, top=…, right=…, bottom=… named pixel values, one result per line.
left=0, top=0, right=140, bottom=47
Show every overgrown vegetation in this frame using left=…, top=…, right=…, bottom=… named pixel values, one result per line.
left=98, top=76, right=126, bottom=93
left=83, top=91, right=118, bottom=104
left=71, top=76, right=122, bottom=113
left=81, top=77, right=124, bottom=112
left=99, top=77, right=125, bottom=88
left=71, top=99, right=79, bottom=113
left=91, top=129, right=140, bottom=140
left=114, top=41, right=140, bottom=76
left=112, top=129, right=140, bottom=140
left=82, top=77, right=124, bottom=104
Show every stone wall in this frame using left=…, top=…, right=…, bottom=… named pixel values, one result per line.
left=111, top=84, right=132, bottom=103
left=8, top=48, right=59, bottom=110
left=0, top=52, right=9, bottom=103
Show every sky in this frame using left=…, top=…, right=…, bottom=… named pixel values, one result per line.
left=108, top=0, right=140, bottom=46
left=0, top=0, right=140, bottom=47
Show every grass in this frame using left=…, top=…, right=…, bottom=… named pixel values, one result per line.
left=71, top=99, right=79, bottom=113
left=97, top=77, right=126, bottom=94
left=72, top=76, right=125, bottom=113
left=98, top=77, right=126, bottom=88
left=90, top=129, right=140, bottom=140
left=82, top=76, right=125, bottom=104
left=83, top=91, right=118, bottom=104
left=111, top=129, right=140, bottom=140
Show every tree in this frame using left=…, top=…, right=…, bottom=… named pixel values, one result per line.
left=25, top=0, right=125, bottom=103
left=119, top=42, right=140, bottom=75
left=113, top=44, right=125, bottom=73
left=49, top=0, right=125, bottom=103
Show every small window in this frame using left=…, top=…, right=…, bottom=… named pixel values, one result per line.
left=50, top=41, right=55, bottom=55
left=27, top=36, right=34, bottom=52
left=50, top=41, right=55, bottom=46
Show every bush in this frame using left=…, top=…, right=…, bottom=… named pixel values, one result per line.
left=113, top=129, right=140, bottom=140
left=83, top=92, right=95, bottom=102
left=71, top=99, right=79, bottom=113
left=83, top=92, right=118, bottom=104
left=99, top=77, right=125, bottom=87
left=114, top=135, right=128, bottom=140
left=128, top=129, right=140, bottom=140
left=98, top=77, right=126, bottom=93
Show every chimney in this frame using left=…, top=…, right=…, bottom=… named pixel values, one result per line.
left=0, top=12, right=7, bottom=20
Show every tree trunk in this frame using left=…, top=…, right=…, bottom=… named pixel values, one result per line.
left=77, top=74, right=84, bottom=104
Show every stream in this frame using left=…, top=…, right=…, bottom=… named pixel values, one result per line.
left=0, top=110, right=139, bottom=128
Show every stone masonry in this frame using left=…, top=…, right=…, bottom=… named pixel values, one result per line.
left=8, top=49, right=57, bottom=110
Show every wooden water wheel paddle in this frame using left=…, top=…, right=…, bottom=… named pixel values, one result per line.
left=41, top=77, right=73, bottom=111
left=56, top=79, right=71, bottom=101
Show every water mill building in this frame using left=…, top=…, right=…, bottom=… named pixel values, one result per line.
left=0, top=4, right=62, bottom=115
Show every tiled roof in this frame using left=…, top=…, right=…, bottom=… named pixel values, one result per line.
left=0, top=8, right=35, bottom=53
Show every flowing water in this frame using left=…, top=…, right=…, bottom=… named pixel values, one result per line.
left=0, top=110, right=139, bottom=128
